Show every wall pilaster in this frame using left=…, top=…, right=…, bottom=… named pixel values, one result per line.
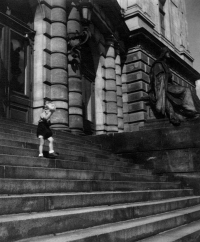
left=125, top=48, right=149, bottom=131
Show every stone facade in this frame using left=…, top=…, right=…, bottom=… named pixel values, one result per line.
left=0, top=0, right=200, bottom=134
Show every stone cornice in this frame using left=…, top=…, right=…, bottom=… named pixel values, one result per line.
left=128, top=28, right=200, bottom=83
left=125, top=8, right=155, bottom=30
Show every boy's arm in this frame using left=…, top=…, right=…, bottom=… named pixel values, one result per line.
left=40, top=111, right=52, bottom=120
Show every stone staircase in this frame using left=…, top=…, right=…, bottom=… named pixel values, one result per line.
left=0, top=118, right=200, bottom=241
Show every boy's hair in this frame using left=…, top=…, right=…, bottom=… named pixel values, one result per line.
left=44, top=104, right=50, bottom=110
left=44, top=102, right=56, bottom=111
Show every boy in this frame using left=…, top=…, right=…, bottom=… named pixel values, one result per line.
left=37, top=102, right=57, bottom=158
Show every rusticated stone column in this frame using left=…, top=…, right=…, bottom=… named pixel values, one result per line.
left=50, top=0, right=68, bottom=130
left=34, top=0, right=68, bottom=130
left=115, top=45, right=124, bottom=132
left=105, top=37, right=118, bottom=133
left=122, top=64, right=129, bottom=132
left=67, top=6, right=83, bottom=134
left=95, top=40, right=106, bottom=134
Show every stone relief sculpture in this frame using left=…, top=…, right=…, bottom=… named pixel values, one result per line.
left=148, top=47, right=200, bottom=125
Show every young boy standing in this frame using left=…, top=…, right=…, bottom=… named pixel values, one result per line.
left=37, top=102, right=57, bottom=158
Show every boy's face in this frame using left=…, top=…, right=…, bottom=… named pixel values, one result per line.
left=44, top=108, right=50, bottom=114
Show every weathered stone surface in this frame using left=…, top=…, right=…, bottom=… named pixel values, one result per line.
left=51, top=69, right=67, bottom=84
left=128, top=91, right=147, bottom=103
left=117, top=97, right=123, bottom=107
left=68, top=78, right=82, bottom=92
left=117, top=86, right=122, bottom=96
left=127, top=71, right=143, bottom=83
left=116, top=75, right=122, bottom=85
left=67, top=8, right=80, bottom=32
left=105, top=91, right=117, bottom=102
left=50, top=109, right=69, bottom=125
left=51, top=23, right=67, bottom=38
left=129, top=111, right=146, bottom=122
left=51, top=38, right=67, bottom=53
left=128, top=81, right=148, bottom=93
left=106, top=114, right=118, bottom=125
left=106, top=103, right=118, bottom=113
left=127, top=61, right=146, bottom=73
left=128, top=101, right=147, bottom=112
left=105, top=68, right=116, bottom=80
left=126, top=51, right=148, bottom=64
left=51, top=53, right=67, bottom=69
left=106, top=80, right=117, bottom=90
left=51, top=0, right=67, bottom=8
left=69, top=93, right=82, bottom=106
left=51, top=8, right=66, bottom=22
left=51, top=85, right=68, bottom=100
left=115, top=65, right=121, bottom=75
left=105, top=57, right=115, bottom=68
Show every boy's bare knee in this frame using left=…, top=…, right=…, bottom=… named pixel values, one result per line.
left=39, top=136, right=44, bottom=144
left=48, top=137, right=54, bottom=142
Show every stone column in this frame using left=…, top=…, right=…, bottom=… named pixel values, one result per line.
left=105, top=37, right=118, bottom=133
left=50, top=0, right=68, bottom=130
left=33, top=0, right=68, bottom=130
left=67, top=6, right=83, bottom=134
left=115, top=45, right=124, bottom=132
left=122, top=64, right=129, bottom=131
left=95, top=40, right=106, bottom=134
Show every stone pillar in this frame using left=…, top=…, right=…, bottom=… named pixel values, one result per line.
left=50, top=0, right=68, bottom=130
left=33, top=0, right=68, bottom=130
left=95, top=41, right=106, bottom=134
left=115, top=45, right=124, bottom=132
left=67, top=6, right=83, bottom=134
left=105, top=37, right=118, bottom=133
left=122, top=64, right=129, bottom=132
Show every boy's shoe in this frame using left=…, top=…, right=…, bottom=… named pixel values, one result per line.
left=48, top=152, right=58, bottom=158
left=38, top=154, right=43, bottom=158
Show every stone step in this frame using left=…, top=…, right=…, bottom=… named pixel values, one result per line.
left=0, top=144, right=136, bottom=170
left=137, top=220, right=200, bottom=241
left=0, top=165, right=167, bottom=182
left=138, top=220, right=200, bottom=242
left=9, top=203, right=200, bottom=242
left=0, top=149, right=135, bottom=170
left=0, top=136, right=113, bottom=159
left=0, top=119, right=125, bottom=159
left=0, top=124, right=107, bottom=156
left=0, top=126, right=133, bottom=164
left=0, top=130, right=104, bottom=153
left=0, top=154, right=151, bottom=175
left=0, top=131, right=129, bottom=164
left=0, top=118, right=98, bottom=146
left=0, top=189, right=193, bottom=215
left=0, top=178, right=181, bottom=194
left=0, top=144, right=124, bottom=166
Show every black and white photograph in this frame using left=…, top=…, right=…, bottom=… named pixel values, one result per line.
left=0, top=0, right=200, bottom=241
